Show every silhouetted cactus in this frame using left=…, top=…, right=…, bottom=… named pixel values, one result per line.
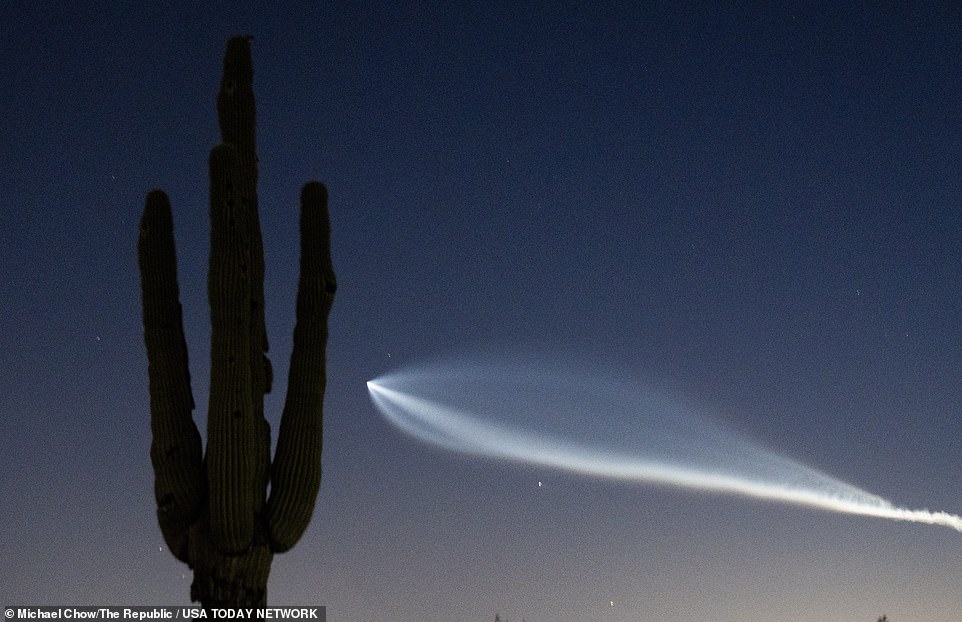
left=138, top=36, right=336, bottom=607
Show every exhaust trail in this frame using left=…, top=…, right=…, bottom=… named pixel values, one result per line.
left=366, top=356, right=962, bottom=533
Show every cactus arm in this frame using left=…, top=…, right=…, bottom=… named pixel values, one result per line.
left=217, top=37, right=257, bottom=169
left=217, top=36, right=269, bottom=397
left=266, top=182, right=336, bottom=552
left=206, top=144, right=258, bottom=553
left=215, top=35, right=274, bottom=526
left=138, top=190, right=204, bottom=562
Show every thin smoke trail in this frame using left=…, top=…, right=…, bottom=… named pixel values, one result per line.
left=366, top=357, right=962, bottom=533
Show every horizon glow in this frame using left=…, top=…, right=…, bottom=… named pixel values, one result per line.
left=366, top=356, right=962, bottom=533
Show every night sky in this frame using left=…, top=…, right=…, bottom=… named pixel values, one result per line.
left=3, top=2, right=962, bottom=620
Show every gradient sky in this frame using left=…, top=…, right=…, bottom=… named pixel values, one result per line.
left=3, top=2, right=962, bottom=621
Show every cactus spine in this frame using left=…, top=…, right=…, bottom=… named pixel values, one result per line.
left=138, top=36, right=336, bottom=606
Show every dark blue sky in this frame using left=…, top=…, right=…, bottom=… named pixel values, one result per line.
left=4, top=2, right=962, bottom=620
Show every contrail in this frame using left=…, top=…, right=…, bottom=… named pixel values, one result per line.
left=366, top=356, right=962, bottom=533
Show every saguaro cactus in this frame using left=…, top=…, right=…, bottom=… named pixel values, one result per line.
left=137, top=36, right=336, bottom=606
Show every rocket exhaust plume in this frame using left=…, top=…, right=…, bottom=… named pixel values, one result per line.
left=366, top=355, right=962, bottom=533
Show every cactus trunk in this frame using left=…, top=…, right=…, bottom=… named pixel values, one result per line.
left=138, top=36, right=336, bottom=606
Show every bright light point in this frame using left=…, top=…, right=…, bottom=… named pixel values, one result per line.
left=366, top=355, right=962, bottom=533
